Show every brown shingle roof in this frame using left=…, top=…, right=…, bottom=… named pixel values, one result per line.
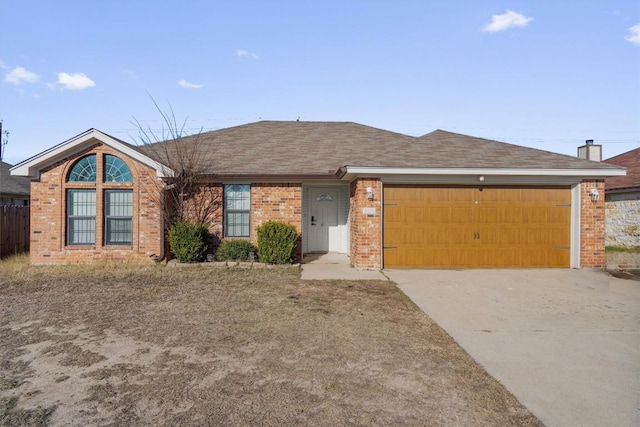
left=138, top=121, right=621, bottom=177
left=418, top=130, right=621, bottom=169
left=604, top=147, right=640, bottom=191
left=1, top=161, right=30, bottom=196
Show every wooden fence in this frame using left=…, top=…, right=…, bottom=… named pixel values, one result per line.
left=0, top=205, right=30, bottom=258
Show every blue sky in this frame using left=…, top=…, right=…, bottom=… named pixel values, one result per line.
left=1, top=1, right=638, bottom=165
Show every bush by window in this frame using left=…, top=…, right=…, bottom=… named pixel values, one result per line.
left=257, top=221, right=299, bottom=264
left=215, top=239, right=257, bottom=261
left=167, top=221, right=209, bottom=263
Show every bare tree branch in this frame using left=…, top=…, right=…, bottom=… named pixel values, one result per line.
left=131, top=98, right=221, bottom=230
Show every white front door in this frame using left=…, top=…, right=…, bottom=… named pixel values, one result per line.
left=308, top=188, right=339, bottom=252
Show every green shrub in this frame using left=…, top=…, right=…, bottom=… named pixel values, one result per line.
left=257, top=221, right=299, bottom=264
left=167, top=221, right=209, bottom=263
left=216, top=239, right=257, bottom=261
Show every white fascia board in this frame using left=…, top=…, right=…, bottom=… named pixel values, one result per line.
left=381, top=175, right=583, bottom=186
left=10, top=129, right=171, bottom=179
left=341, top=166, right=626, bottom=179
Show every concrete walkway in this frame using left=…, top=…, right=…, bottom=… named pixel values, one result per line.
left=300, top=253, right=386, bottom=280
left=385, top=268, right=640, bottom=427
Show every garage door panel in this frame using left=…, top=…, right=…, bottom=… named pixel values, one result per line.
left=430, top=207, right=451, bottom=222
left=525, top=250, right=550, bottom=267
left=424, top=228, right=453, bottom=245
left=499, top=229, right=522, bottom=244
left=449, top=248, right=475, bottom=267
left=499, top=250, right=523, bottom=267
left=451, top=207, right=473, bottom=222
left=550, top=230, right=571, bottom=246
left=524, top=208, right=549, bottom=223
left=476, top=207, right=499, bottom=223
left=384, top=227, right=418, bottom=245
left=548, top=208, right=569, bottom=223
left=498, top=207, right=523, bottom=223
left=449, top=228, right=474, bottom=244
left=384, top=206, right=404, bottom=222
left=383, top=186, right=571, bottom=268
left=406, top=206, right=428, bottom=222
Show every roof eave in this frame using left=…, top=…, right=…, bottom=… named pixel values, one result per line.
left=10, top=129, right=172, bottom=179
left=200, top=172, right=340, bottom=181
left=339, top=166, right=626, bottom=181
left=605, top=186, right=640, bottom=193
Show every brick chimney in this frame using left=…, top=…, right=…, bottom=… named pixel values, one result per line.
left=577, top=139, right=601, bottom=162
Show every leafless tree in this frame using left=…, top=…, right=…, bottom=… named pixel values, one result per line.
left=132, top=99, right=221, bottom=231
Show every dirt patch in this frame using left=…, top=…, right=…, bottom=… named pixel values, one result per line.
left=606, top=250, right=640, bottom=280
left=0, top=260, right=542, bottom=426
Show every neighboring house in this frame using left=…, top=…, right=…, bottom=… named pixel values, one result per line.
left=0, top=161, right=30, bottom=206
left=11, top=121, right=625, bottom=268
left=604, top=147, right=640, bottom=247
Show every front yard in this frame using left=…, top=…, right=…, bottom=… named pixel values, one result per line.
left=0, top=256, right=541, bottom=426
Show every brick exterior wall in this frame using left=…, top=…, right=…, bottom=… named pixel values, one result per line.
left=29, top=149, right=611, bottom=270
left=30, top=144, right=164, bottom=264
left=605, top=192, right=640, bottom=247
left=349, top=178, right=382, bottom=269
left=580, top=180, right=606, bottom=268
left=250, top=183, right=303, bottom=261
left=31, top=159, right=306, bottom=265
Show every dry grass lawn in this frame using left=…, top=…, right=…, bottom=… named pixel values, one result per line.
left=0, top=255, right=542, bottom=426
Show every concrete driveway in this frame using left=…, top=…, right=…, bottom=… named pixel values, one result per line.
left=385, top=268, right=640, bottom=427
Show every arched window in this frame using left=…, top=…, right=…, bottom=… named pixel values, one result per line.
left=315, top=193, right=333, bottom=202
left=104, top=155, right=133, bottom=182
left=68, top=155, right=97, bottom=182
left=66, top=153, right=134, bottom=246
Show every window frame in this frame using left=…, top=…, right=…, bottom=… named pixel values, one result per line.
left=224, top=184, right=251, bottom=238
left=67, top=154, right=97, bottom=182
left=65, top=153, right=135, bottom=248
left=66, top=189, right=97, bottom=245
left=104, top=189, right=133, bottom=245
left=104, top=155, right=133, bottom=183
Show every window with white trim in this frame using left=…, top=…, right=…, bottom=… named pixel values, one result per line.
left=224, top=184, right=250, bottom=237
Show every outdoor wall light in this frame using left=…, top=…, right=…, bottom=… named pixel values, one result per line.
left=589, top=188, right=600, bottom=202
left=366, top=186, right=374, bottom=200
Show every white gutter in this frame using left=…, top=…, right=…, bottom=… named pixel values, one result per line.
left=339, top=166, right=626, bottom=180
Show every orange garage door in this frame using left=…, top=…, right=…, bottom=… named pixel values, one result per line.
left=383, top=186, right=571, bottom=268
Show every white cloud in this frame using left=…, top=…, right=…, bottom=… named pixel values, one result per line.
left=5, top=66, right=40, bottom=85
left=236, top=49, right=259, bottom=60
left=55, top=72, right=95, bottom=90
left=483, top=10, right=533, bottom=33
left=178, top=79, right=204, bottom=89
left=626, top=23, right=640, bottom=46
